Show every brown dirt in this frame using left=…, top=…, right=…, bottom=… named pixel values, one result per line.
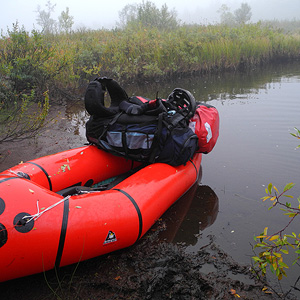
left=0, top=219, right=276, bottom=300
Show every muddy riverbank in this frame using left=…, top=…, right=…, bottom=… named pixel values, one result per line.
left=0, top=102, right=86, bottom=172
left=0, top=216, right=276, bottom=300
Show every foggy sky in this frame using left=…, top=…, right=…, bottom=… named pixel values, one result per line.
left=1, top=0, right=299, bottom=33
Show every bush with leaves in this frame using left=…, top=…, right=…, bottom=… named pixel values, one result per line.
left=0, top=22, right=71, bottom=94
left=0, top=76, right=16, bottom=109
left=0, top=23, right=67, bottom=142
left=252, top=128, right=300, bottom=282
left=0, top=90, right=50, bottom=143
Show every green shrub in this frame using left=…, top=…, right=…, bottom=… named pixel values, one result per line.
left=0, top=90, right=50, bottom=143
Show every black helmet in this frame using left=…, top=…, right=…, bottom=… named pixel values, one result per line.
left=166, top=88, right=196, bottom=120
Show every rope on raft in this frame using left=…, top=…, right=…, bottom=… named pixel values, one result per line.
left=22, top=195, right=71, bottom=224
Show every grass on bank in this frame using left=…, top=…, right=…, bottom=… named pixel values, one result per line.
left=1, top=22, right=300, bottom=91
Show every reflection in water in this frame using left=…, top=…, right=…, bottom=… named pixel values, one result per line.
left=65, top=61, right=300, bottom=138
left=121, top=61, right=300, bottom=103
left=65, top=101, right=87, bottom=136
left=158, top=181, right=219, bottom=246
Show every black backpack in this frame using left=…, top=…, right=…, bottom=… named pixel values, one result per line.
left=85, top=77, right=198, bottom=166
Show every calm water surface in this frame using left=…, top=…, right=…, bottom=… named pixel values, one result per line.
left=150, top=61, right=300, bottom=294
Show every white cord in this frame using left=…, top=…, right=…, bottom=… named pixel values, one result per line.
left=22, top=195, right=71, bottom=224
left=8, top=169, right=19, bottom=176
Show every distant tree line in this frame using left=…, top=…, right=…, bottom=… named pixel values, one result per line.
left=118, top=1, right=252, bottom=29
left=117, top=1, right=179, bottom=30
left=33, top=1, right=300, bottom=35
left=34, top=1, right=254, bottom=34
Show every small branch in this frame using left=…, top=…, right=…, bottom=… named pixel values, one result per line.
left=271, top=214, right=298, bottom=237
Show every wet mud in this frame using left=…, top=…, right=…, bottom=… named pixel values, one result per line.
left=0, top=219, right=275, bottom=300
left=0, top=103, right=86, bottom=172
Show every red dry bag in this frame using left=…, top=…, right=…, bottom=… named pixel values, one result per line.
left=190, top=103, right=219, bottom=154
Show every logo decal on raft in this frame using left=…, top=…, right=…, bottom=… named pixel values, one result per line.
left=103, top=230, right=117, bottom=245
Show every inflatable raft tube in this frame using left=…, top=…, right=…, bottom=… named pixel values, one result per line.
left=0, top=145, right=201, bottom=282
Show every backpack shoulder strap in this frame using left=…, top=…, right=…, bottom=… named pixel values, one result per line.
left=84, top=77, right=128, bottom=117
left=97, top=77, right=128, bottom=107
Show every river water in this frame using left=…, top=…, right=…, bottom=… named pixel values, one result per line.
left=149, top=61, right=300, bottom=295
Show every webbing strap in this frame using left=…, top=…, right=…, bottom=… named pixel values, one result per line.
left=98, top=111, right=123, bottom=140
left=148, top=113, right=164, bottom=163
left=167, top=113, right=185, bottom=130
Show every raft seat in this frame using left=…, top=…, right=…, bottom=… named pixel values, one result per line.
left=57, top=165, right=145, bottom=197
left=57, top=186, right=96, bottom=197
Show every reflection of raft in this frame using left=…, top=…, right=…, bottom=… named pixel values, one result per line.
left=158, top=182, right=219, bottom=245
left=0, top=145, right=202, bottom=282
